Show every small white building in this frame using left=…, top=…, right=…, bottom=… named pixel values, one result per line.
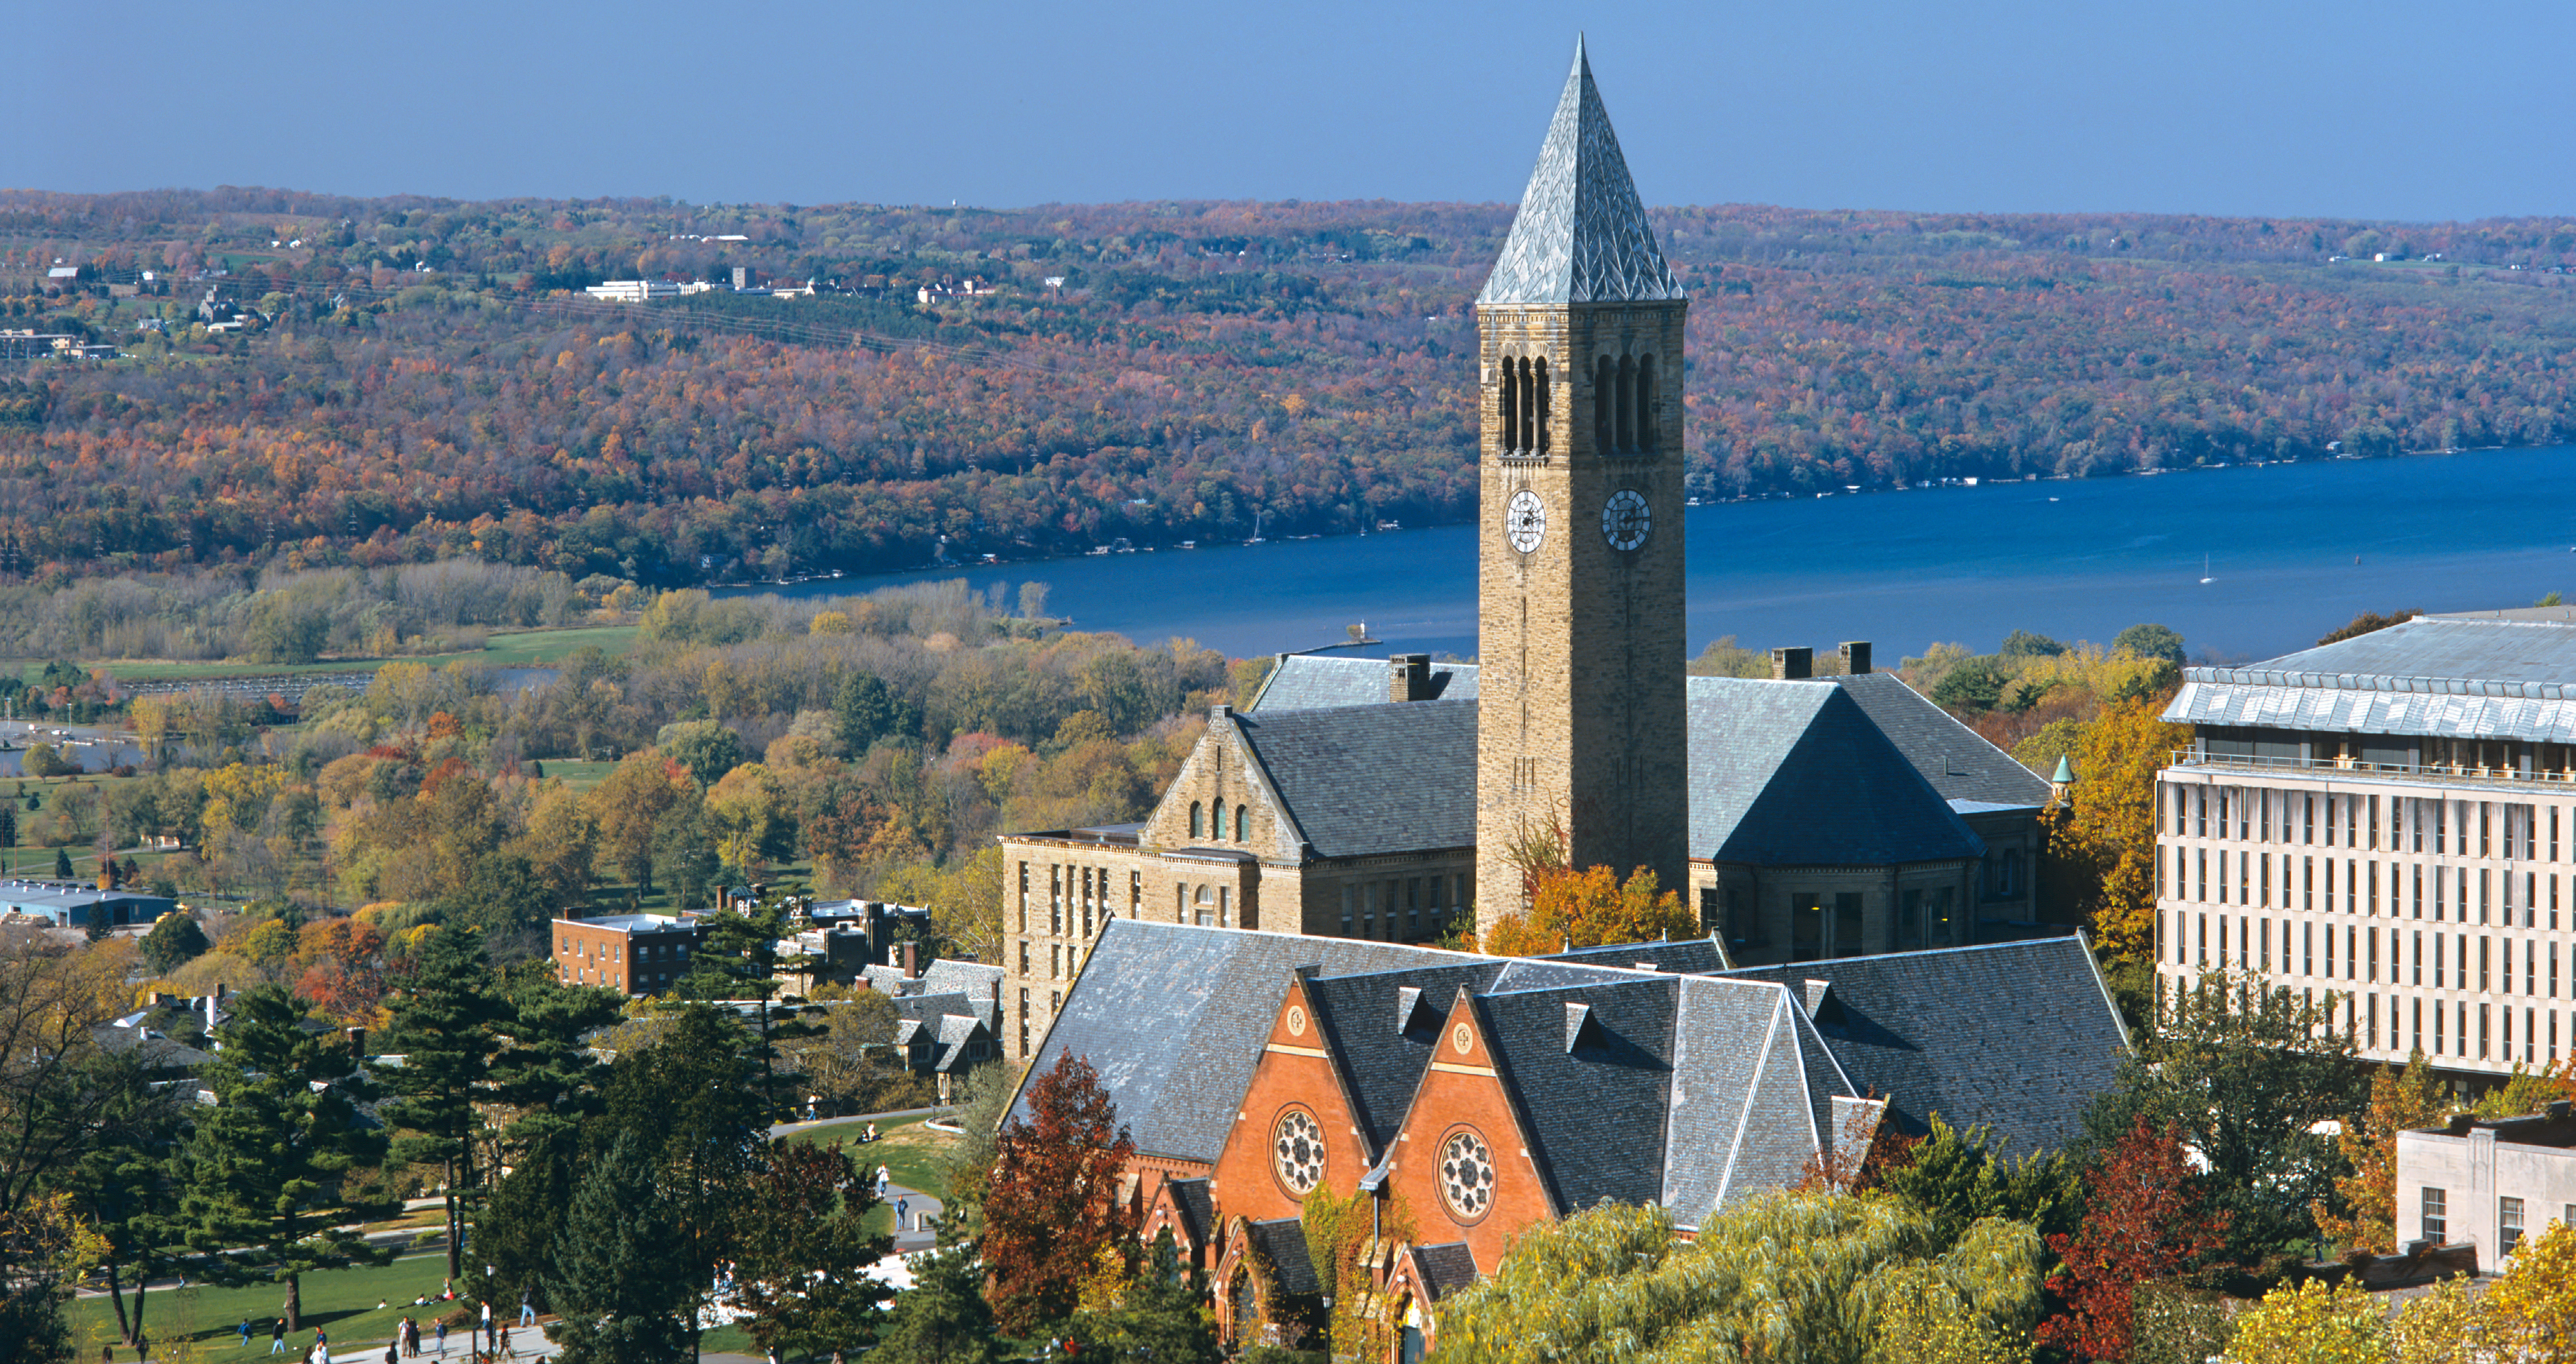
left=583, top=280, right=685, bottom=303
left=2396, top=1102, right=2576, bottom=1272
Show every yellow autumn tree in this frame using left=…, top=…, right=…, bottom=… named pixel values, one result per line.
left=2055, top=696, right=2189, bottom=963
left=2389, top=1274, right=2490, bottom=1364
left=2222, top=1279, right=2387, bottom=1364
left=2313, top=1050, right=2450, bottom=1253
left=1481, top=864, right=1697, bottom=957
left=2484, top=1216, right=2576, bottom=1360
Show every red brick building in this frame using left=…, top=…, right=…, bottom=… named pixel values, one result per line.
left=551, top=912, right=706, bottom=996
left=1018, top=919, right=2127, bottom=1358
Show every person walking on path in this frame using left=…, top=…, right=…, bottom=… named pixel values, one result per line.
left=518, top=1289, right=535, bottom=1328
left=433, top=1321, right=447, bottom=1357
left=497, top=1326, right=513, bottom=1360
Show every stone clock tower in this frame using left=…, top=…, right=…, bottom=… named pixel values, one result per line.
left=1474, top=39, right=1689, bottom=934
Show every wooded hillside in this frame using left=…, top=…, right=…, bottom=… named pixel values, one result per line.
left=4, top=189, right=2573, bottom=582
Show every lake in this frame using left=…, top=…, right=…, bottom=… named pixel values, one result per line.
left=754, top=446, right=2576, bottom=666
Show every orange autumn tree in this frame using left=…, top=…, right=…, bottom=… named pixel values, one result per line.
left=1481, top=817, right=1697, bottom=956
left=2314, top=1050, right=2450, bottom=1253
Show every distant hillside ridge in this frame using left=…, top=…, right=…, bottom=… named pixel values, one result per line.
left=1, top=190, right=2571, bottom=584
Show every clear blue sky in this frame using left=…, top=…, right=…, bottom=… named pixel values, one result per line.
left=12, top=0, right=2572, bottom=222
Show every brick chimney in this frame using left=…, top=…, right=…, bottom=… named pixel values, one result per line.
left=1389, top=654, right=1433, bottom=702
left=1771, top=647, right=1813, bottom=680
left=343, top=1025, right=367, bottom=1059
left=899, top=941, right=920, bottom=979
left=1840, top=641, right=1872, bottom=675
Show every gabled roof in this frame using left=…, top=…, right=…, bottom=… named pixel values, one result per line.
left=1249, top=654, right=1480, bottom=713
left=1473, top=977, right=1682, bottom=1211
left=1014, top=920, right=1492, bottom=1163
left=1829, top=673, right=2049, bottom=810
left=1717, top=936, right=2130, bottom=1157
left=1687, top=677, right=1986, bottom=866
left=1165, top=1177, right=1214, bottom=1249
left=1303, top=961, right=1511, bottom=1157
left=1233, top=700, right=1477, bottom=858
left=1411, top=1242, right=1480, bottom=1302
left=1478, top=38, right=1683, bottom=307
left=1249, top=1217, right=1322, bottom=1296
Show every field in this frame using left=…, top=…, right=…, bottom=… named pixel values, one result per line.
left=33, top=624, right=640, bottom=686
left=67, top=1251, right=463, bottom=1360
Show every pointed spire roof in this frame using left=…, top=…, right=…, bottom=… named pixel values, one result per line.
left=1478, top=37, right=1684, bottom=307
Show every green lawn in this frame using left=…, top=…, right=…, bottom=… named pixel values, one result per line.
left=55, top=623, right=638, bottom=685
left=68, top=1251, right=465, bottom=1358
left=790, top=1116, right=957, bottom=1196
left=529, top=759, right=617, bottom=792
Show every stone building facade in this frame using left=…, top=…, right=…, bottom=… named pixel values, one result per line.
left=1471, top=53, right=1691, bottom=936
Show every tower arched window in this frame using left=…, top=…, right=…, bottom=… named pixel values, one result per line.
left=1593, top=355, right=1616, bottom=452
left=1636, top=354, right=1657, bottom=451
left=1235, top=804, right=1250, bottom=843
left=1190, top=802, right=1204, bottom=839
left=1531, top=357, right=1550, bottom=453
left=1616, top=355, right=1636, bottom=452
left=1499, top=356, right=1520, bottom=453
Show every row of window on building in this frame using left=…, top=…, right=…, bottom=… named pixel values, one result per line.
left=1337, top=874, right=1468, bottom=941
left=1706, top=886, right=1960, bottom=960
left=1493, top=350, right=1662, bottom=456
left=2168, top=846, right=2566, bottom=929
left=2170, top=785, right=2563, bottom=861
left=2422, top=1188, right=2564, bottom=1256
left=2174, top=967, right=2571, bottom=1066
left=2173, top=911, right=2572, bottom=996
left=1189, top=802, right=1249, bottom=843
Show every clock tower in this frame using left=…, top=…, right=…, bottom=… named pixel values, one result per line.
left=1474, top=39, right=1689, bottom=934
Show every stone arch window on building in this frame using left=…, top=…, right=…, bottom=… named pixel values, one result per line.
left=1636, top=353, right=1656, bottom=449
left=1593, top=354, right=1615, bottom=451
left=1190, top=802, right=1204, bottom=839
left=1194, top=885, right=1216, bottom=927
left=1234, top=805, right=1249, bottom=843
left=1616, top=354, right=1636, bottom=451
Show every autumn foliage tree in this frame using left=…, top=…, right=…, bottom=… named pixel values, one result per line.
left=1482, top=815, right=1697, bottom=955
left=2037, top=1117, right=2227, bottom=1363
left=981, top=1053, right=1137, bottom=1335
left=2051, top=696, right=2189, bottom=966
left=2313, top=1050, right=2449, bottom=1253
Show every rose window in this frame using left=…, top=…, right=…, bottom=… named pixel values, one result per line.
left=1440, top=1129, right=1496, bottom=1220
left=1273, top=1108, right=1326, bottom=1196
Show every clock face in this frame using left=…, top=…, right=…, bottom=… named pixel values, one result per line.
left=1506, top=489, right=1547, bottom=554
left=1602, top=489, right=1651, bottom=551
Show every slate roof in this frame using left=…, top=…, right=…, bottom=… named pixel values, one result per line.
left=1165, top=1177, right=1215, bottom=1249
left=92, top=1023, right=212, bottom=1070
left=2169, top=616, right=2576, bottom=745
left=1716, top=936, right=2130, bottom=1157
left=1830, top=672, right=2049, bottom=809
left=1687, top=677, right=1986, bottom=866
left=1475, top=978, right=1681, bottom=1211
left=1540, top=936, right=1733, bottom=974
left=1303, top=961, right=1511, bottom=1156
left=1249, top=654, right=1480, bottom=713
left=1015, top=920, right=1494, bottom=1162
left=1478, top=38, right=1684, bottom=307
left=1250, top=1217, right=1322, bottom=1296
left=1232, top=700, right=1478, bottom=858
left=1411, top=1242, right=1480, bottom=1302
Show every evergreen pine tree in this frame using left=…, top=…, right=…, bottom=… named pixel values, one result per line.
left=871, top=1245, right=1003, bottom=1364
left=177, top=985, right=394, bottom=1329
left=54, top=847, right=74, bottom=879
left=379, top=924, right=508, bottom=1281
left=1089, top=1230, right=1219, bottom=1363
left=545, top=1129, right=693, bottom=1364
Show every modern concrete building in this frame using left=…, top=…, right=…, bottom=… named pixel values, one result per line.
left=2396, top=1102, right=2576, bottom=1271
left=2157, top=610, right=2576, bottom=1082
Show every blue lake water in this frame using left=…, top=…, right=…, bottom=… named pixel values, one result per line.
left=765, top=446, right=2576, bottom=666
